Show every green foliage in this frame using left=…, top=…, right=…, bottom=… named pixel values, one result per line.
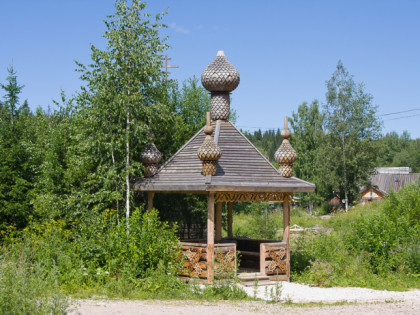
left=0, top=64, right=24, bottom=125
left=291, top=182, right=420, bottom=290
left=322, top=61, right=381, bottom=208
left=0, top=65, right=37, bottom=229
left=289, top=100, right=325, bottom=207
left=1, top=209, right=182, bottom=295
left=0, top=257, right=69, bottom=314
left=72, top=0, right=170, bottom=219
left=201, top=280, right=250, bottom=300
left=375, top=132, right=420, bottom=173
left=347, top=180, right=420, bottom=274
left=233, top=203, right=280, bottom=239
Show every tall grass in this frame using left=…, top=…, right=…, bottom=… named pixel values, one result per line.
left=230, top=182, right=420, bottom=290
left=0, top=254, right=69, bottom=314
left=291, top=181, right=420, bottom=290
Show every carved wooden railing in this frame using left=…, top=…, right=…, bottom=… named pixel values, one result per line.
left=180, top=242, right=236, bottom=279
left=260, top=242, right=288, bottom=280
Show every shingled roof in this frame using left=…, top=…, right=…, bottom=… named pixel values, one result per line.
left=368, top=173, right=419, bottom=195
left=134, top=120, right=315, bottom=194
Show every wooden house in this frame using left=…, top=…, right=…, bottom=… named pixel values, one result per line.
left=360, top=168, right=419, bottom=203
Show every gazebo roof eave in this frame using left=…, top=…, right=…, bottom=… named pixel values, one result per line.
left=134, top=182, right=315, bottom=193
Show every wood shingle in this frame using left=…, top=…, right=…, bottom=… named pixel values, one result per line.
left=134, top=120, right=315, bottom=193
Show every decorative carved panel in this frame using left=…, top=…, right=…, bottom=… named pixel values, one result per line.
left=216, top=192, right=292, bottom=203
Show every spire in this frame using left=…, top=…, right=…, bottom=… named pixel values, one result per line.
left=201, top=51, right=240, bottom=121
left=275, top=116, right=297, bottom=178
left=140, top=131, right=162, bottom=178
left=197, top=112, right=222, bottom=175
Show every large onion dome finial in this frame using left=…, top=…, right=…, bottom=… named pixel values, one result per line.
left=201, top=51, right=240, bottom=121
left=197, top=112, right=222, bottom=175
left=275, top=116, right=297, bottom=178
left=140, top=131, right=162, bottom=178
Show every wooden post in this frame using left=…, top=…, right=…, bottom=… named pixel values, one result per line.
left=260, top=243, right=266, bottom=275
left=147, top=192, right=155, bottom=212
left=227, top=202, right=233, bottom=238
left=283, top=197, right=291, bottom=280
left=207, top=192, right=215, bottom=284
left=215, top=202, right=222, bottom=243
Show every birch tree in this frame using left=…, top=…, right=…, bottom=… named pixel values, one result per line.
left=323, top=61, right=381, bottom=210
left=74, top=0, right=168, bottom=220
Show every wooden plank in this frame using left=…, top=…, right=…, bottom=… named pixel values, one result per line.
left=268, top=274, right=289, bottom=282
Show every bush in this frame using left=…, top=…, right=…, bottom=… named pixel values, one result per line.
left=347, top=181, right=420, bottom=274
left=291, top=181, right=420, bottom=290
left=1, top=208, right=182, bottom=296
left=75, top=208, right=181, bottom=280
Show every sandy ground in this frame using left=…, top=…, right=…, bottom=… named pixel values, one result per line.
left=70, top=282, right=420, bottom=315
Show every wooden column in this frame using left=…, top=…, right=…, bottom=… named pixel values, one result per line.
left=227, top=202, right=233, bottom=238
left=215, top=202, right=222, bottom=243
left=207, top=192, right=215, bottom=284
left=283, top=198, right=291, bottom=280
left=147, top=192, right=155, bottom=212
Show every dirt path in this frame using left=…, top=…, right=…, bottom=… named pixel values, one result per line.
left=70, top=282, right=420, bottom=314
left=70, top=299, right=419, bottom=315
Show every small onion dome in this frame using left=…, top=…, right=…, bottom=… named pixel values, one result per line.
left=197, top=113, right=222, bottom=175
left=201, top=51, right=240, bottom=92
left=140, top=132, right=162, bottom=178
left=275, top=117, right=297, bottom=178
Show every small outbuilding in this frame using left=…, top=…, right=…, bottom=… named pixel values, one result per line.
left=360, top=167, right=419, bottom=203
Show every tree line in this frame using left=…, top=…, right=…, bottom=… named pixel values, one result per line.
left=1, top=0, right=419, bottom=233
left=0, top=1, right=212, bottom=231
left=245, top=62, right=419, bottom=210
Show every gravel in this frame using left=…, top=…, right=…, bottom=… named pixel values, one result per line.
left=70, top=283, right=420, bottom=314
left=240, top=281, right=420, bottom=303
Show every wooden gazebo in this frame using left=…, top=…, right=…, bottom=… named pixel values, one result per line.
left=135, top=51, right=315, bottom=283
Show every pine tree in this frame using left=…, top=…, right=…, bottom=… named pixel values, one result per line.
left=1, top=65, right=24, bottom=125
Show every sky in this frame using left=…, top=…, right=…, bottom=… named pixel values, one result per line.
left=1, top=0, right=420, bottom=138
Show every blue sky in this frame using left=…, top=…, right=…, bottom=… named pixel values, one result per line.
left=1, top=0, right=419, bottom=138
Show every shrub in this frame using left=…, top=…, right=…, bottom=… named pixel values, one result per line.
left=1, top=208, right=182, bottom=295
left=347, top=181, right=420, bottom=274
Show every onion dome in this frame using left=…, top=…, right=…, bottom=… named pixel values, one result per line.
left=201, top=51, right=240, bottom=92
left=197, top=112, right=222, bottom=175
left=275, top=117, right=297, bottom=178
left=140, top=132, right=162, bottom=178
left=201, top=51, right=240, bottom=120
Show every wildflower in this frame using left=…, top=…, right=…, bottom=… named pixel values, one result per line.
left=83, top=273, right=88, bottom=276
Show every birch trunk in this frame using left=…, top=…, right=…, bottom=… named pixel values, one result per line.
left=126, top=111, right=130, bottom=222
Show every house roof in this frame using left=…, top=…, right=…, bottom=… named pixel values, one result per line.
left=134, top=120, right=315, bottom=194
left=363, top=173, right=419, bottom=195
